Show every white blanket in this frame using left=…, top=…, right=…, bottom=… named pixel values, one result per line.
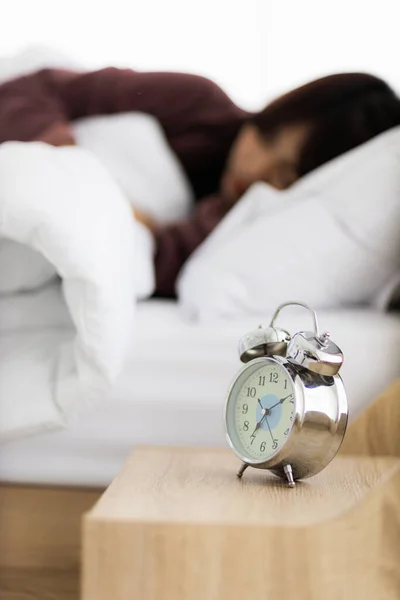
left=0, top=47, right=195, bottom=440
left=0, top=142, right=155, bottom=440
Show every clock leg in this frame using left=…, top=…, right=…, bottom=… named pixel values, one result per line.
left=237, top=462, right=249, bottom=479
left=283, top=464, right=296, bottom=488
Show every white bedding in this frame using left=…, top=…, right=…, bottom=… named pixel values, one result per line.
left=0, top=296, right=399, bottom=487
left=179, top=127, right=400, bottom=319
left=0, top=142, right=156, bottom=440
left=0, top=107, right=193, bottom=440
left=0, top=47, right=399, bottom=464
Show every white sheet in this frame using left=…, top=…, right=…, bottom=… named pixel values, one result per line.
left=0, top=298, right=399, bottom=487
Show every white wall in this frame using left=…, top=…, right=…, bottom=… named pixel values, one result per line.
left=1, top=0, right=399, bottom=110
left=261, top=1, right=400, bottom=101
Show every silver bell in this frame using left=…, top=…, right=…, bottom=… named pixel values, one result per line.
left=238, top=325, right=291, bottom=363
left=287, top=330, right=343, bottom=376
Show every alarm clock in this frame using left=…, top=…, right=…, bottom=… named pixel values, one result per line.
left=225, top=301, right=348, bottom=487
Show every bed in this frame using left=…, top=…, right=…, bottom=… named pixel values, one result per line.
left=1, top=283, right=399, bottom=488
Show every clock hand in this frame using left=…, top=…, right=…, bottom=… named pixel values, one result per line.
left=251, top=399, right=270, bottom=437
left=250, top=422, right=262, bottom=437
left=251, top=413, right=265, bottom=436
left=268, top=394, right=294, bottom=411
left=264, top=414, right=275, bottom=443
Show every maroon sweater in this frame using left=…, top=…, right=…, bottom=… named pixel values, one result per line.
left=0, top=68, right=249, bottom=295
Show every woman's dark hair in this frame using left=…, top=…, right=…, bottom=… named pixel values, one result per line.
left=252, top=73, right=400, bottom=176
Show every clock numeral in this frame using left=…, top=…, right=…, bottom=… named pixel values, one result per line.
left=247, top=387, right=256, bottom=398
left=284, top=428, right=290, bottom=436
left=269, top=372, right=278, bottom=384
left=242, top=403, right=248, bottom=415
left=250, top=434, right=256, bottom=445
left=284, top=379, right=288, bottom=390
left=272, top=439, right=278, bottom=450
left=243, top=420, right=249, bottom=431
left=258, top=375, right=266, bottom=386
left=260, top=441, right=266, bottom=452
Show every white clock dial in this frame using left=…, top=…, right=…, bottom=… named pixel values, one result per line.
left=227, top=360, right=295, bottom=462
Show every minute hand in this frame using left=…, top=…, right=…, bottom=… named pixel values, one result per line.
left=264, top=415, right=275, bottom=443
left=268, top=394, right=293, bottom=411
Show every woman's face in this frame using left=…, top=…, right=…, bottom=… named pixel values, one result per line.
left=221, top=122, right=309, bottom=204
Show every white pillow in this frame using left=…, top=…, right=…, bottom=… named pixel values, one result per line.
left=73, top=112, right=194, bottom=223
left=178, top=126, right=400, bottom=320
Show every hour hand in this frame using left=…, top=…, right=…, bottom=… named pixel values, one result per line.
left=258, top=398, right=271, bottom=416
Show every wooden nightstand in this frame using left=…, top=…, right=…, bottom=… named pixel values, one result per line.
left=82, top=447, right=400, bottom=600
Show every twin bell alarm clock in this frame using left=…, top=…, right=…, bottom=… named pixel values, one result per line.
left=225, top=302, right=348, bottom=487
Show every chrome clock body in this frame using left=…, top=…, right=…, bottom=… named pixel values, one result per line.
left=225, top=302, right=349, bottom=486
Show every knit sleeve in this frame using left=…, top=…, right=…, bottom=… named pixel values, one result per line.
left=49, top=67, right=238, bottom=135
left=0, top=71, right=74, bottom=145
left=153, top=195, right=229, bottom=297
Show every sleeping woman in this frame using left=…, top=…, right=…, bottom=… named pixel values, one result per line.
left=0, top=67, right=399, bottom=295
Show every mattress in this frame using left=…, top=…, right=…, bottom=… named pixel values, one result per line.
left=0, top=284, right=399, bottom=487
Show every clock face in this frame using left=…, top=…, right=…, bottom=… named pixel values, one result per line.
left=226, top=359, right=296, bottom=463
